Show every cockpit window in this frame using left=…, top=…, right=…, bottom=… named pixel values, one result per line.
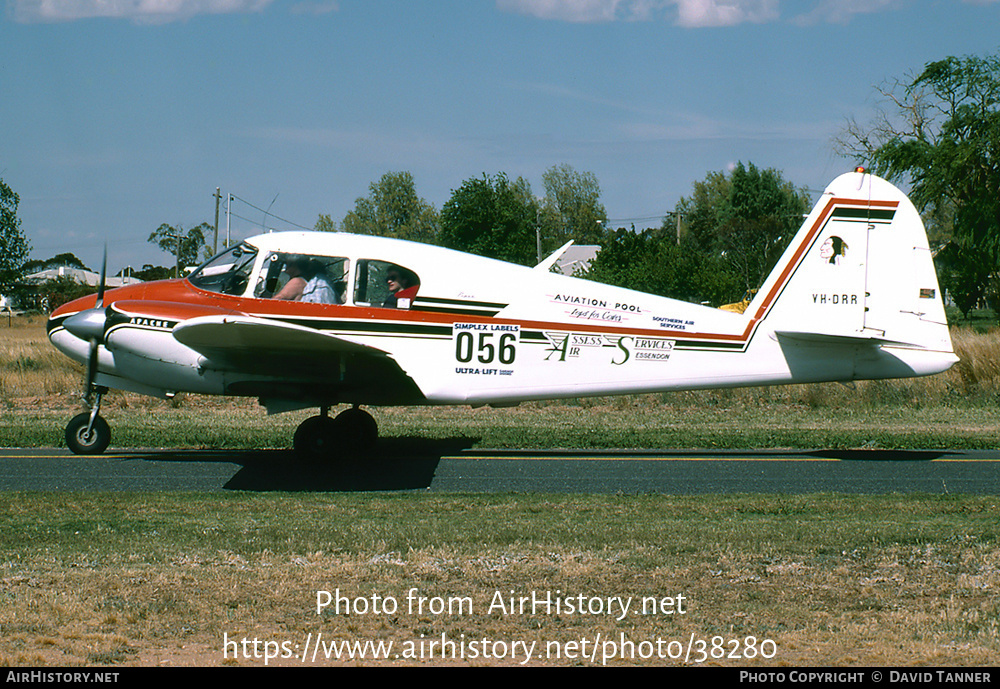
left=188, top=243, right=259, bottom=295
left=256, top=252, right=349, bottom=304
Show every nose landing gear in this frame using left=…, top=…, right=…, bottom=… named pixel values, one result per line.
left=65, top=387, right=111, bottom=455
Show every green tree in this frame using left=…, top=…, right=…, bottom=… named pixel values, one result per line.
left=1, top=178, right=30, bottom=291
left=935, top=242, right=988, bottom=318
left=24, top=252, right=91, bottom=274
left=341, top=171, right=439, bottom=243
left=314, top=213, right=336, bottom=233
left=540, top=164, right=608, bottom=248
left=439, top=173, right=539, bottom=266
left=40, top=275, right=95, bottom=312
left=148, top=222, right=211, bottom=277
left=583, top=164, right=806, bottom=306
left=836, top=52, right=1000, bottom=312
left=134, top=264, right=173, bottom=282
left=583, top=226, right=738, bottom=305
left=675, top=162, right=809, bottom=299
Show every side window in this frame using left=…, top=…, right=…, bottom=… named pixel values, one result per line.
left=354, top=260, right=420, bottom=309
left=256, top=252, right=349, bottom=304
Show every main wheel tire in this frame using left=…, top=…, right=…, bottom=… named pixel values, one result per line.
left=65, top=412, right=111, bottom=455
left=332, top=407, right=378, bottom=455
left=293, top=415, right=339, bottom=462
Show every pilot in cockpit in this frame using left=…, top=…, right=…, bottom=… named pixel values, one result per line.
left=383, top=266, right=419, bottom=308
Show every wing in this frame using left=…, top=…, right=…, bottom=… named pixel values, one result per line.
left=172, top=315, right=425, bottom=405
left=173, top=314, right=385, bottom=371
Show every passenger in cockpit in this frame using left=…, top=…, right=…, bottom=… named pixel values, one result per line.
left=273, top=256, right=337, bottom=303
left=273, top=255, right=308, bottom=301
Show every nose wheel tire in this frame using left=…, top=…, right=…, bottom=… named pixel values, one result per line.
left=65, top=412, right=111, bottom=455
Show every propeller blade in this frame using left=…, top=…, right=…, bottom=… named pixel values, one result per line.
left=80, top=243, right=107, bottom=398
left=95, top=244, right=108, bottom=308
left=85, top=337, right=99, bottom=393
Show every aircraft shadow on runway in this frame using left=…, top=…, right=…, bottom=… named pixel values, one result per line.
left=136, top=436, right=478, bottom=492
left=806, top=450, right=951, bottom=462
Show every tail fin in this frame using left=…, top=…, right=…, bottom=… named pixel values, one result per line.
left=751, top=170, right=956, bottom=376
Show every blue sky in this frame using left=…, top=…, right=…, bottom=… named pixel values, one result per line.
left=2, top=0, right=999, bottom=274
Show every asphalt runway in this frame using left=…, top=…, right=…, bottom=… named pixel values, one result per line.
left=2, top=443, right=999, bottom=493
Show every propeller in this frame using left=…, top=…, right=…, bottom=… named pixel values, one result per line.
left=63, top=245, right=108, bottom=400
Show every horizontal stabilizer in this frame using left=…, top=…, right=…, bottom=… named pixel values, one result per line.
left=774, top=329, right=918, bottom=348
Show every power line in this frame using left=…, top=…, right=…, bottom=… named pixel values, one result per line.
left=605, top=214, right=669, bottom=224
left=228, top=194, right=315, bottom=232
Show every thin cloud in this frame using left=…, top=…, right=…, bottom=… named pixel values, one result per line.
left=791, top=0, right=903, bottom=26
left=496, top=0, right=633, bottom=23
left=8, top=0, right=274, bottom=24
left=496, top=0, right=779, bottom=27
left=289, top=0, right=338, bottom=16
left=674, top=0, right=778, bottom=27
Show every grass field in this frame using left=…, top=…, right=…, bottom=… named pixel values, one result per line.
left=1, top=316, right=998, bottom=667
left=2, top=493, right=998, bottom=667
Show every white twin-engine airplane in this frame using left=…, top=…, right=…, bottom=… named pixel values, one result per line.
left=48, top=170, right=957, bottom=458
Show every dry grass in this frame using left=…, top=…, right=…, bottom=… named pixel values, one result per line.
left=0, top=316, right=83, bottom=401
left=1, top=493, right=997, bottom=667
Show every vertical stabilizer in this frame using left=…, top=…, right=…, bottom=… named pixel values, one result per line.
left=750, top=170, right=955, bottom=375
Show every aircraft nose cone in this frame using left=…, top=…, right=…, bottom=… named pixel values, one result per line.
left=63, top=307, right=107, bottom=342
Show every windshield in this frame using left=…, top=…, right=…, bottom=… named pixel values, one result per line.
left=188, top=243, right=259, bottom=295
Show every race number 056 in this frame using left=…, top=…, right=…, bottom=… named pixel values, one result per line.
left=455, top=331, right=516, bottom=365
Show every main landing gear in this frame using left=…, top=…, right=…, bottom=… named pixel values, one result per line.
left=65, top=386, right=111, bottom=455
left=293, top=405, right=378, bottom=462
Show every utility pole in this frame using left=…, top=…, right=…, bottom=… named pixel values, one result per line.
left=173, top=227, right=183, bottom=279
left=535, top=207, right=542, bottom=265
left=663, top=211, right=684, bottom=245
left=158, top=225, right=190, bottom=278
left=213, top=188, right=222, bottom=255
